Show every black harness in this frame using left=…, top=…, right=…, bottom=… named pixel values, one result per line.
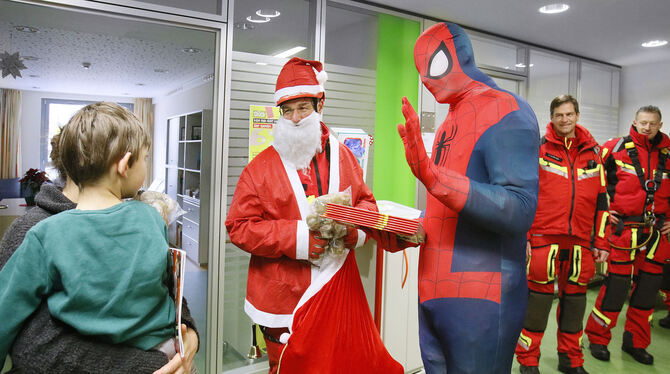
left=610, top=136, right=668, bottom=249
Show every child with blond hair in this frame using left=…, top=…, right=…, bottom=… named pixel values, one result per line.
left=0, top=102, right=179, bottom=366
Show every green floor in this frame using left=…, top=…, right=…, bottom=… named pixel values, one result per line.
left=511, top=286, right=670, bottom=374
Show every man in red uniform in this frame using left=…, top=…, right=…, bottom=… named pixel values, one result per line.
left=515, top=95, right=610, bottom=374
left=225, top=58, right=401, bottom=374
left=585, top=105, right=670, bottom=366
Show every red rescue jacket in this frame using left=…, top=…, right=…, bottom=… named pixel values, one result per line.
left=602, top=125, right=670, bottom=220
left=529, top=123, right=610, bottom=250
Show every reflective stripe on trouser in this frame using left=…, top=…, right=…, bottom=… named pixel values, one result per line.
left=517, top=236, right=594, bottom=367
left=586, top=233, right=670, bottom=348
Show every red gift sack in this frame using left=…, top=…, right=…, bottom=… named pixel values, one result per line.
left=277, top=251, right=403, bottom=374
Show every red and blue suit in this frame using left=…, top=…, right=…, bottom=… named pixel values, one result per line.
left=398, top=22, right=539, bottom=373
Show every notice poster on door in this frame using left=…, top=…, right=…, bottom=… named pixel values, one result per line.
left=249, top=105, right=281, bottom=163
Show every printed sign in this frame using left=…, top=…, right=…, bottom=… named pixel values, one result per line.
left=249, top=105, right=281, bottom=163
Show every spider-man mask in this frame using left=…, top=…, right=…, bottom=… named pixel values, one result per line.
left=414, top=22, right=494, bottom=105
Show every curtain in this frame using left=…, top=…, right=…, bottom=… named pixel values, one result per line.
left=0, top=89, right=22, bottom=178
left=134, top=97, right=154, bottom=188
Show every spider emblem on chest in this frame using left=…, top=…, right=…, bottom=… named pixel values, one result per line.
left=433, top=124, right=457, bottom=167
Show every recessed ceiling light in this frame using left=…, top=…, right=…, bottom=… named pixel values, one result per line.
left=154, top=68, right=169, bottom=73
left=21, top=56, right=39, bottom=61
left=29, top=74, right=39, bottom=78
left=32, top=86, right=40, bottom=89
left=182, top=47, right=201, bottom=54
left=246, top=15, right=271, bottom=23
left=234, top=22, right=255, bottom=30
left=273, top=46, right=307, bottom=58
left=641, top=40, right=668, bottom=48
left=256, top=9, right=280, bottom=18
left=81, top=62, right=91, bottom=69
left=135, top=83, right=146, bottom=86
left=14, top=25, right=39, bottom=33
left=256, top=62, right=268, bottom=65
left=539, top=3, right=570, bottom=14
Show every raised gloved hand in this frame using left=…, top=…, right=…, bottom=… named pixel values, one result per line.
left=397, top=96, right=469, bottom=212
left=309, top=230, right=328, bottom=259
left=397, top=96, right=437, bottom=189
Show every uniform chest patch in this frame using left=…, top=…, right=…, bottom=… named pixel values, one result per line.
left=545, top=152, right=563, bottom=163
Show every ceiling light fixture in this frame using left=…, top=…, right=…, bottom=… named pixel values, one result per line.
left=154, top=68, right=169, bottom=73
left=256, top=9, right=281, bottom=18
left=14, top=25, right=39, bottom=33
left=135, top=83, right=146, bottom=86
left=641, top=40, right=668, bottom=48
left=256, top=62, right=268, bottom=66
left=539, top=3, right=570, bottom=14
left=246, top=15, right=271, bottom=23
left=28, top=74, right=39, bottom=78
left=81, top=62, right=91, bottom=69
left=273, top=46, right=307, bottom=58
left=21, top=56, right=39, bottom=61
left=182, top=47, right=201, bottom=54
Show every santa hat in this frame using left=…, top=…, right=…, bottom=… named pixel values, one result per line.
left=275, top=57, right=328, bottom=106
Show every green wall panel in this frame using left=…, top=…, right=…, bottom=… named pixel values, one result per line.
left=373, top=14, right=420, bottom=206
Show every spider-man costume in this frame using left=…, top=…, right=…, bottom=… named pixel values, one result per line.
left=398, top=22, right=540, bottom=373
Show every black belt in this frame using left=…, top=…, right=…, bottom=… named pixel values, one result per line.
left=259, top=325, right=284, bottom=344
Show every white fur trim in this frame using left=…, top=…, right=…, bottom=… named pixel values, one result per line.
left=244, top=299, right=292, bottom=328
left=289, top=250, right=349, bottom=333
left=295, top=221, right=309, bottom=260
left=328, top=134, right=340, bottom=194
left=275, top=84, right=324, bottom=104
left=356, top=229, right=367, bottom=248
left=316, top=70, right=328, bottom=85
left=277, top=147, right=310, bottom=220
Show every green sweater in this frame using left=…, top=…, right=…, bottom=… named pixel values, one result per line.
left=0, top=200, right=175, bottom=365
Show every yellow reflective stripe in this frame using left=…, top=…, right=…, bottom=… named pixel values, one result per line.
left=649, top=314, right=654, bottom=323
left=646, top=232, right=660, bottom=260
left=593, top=307, right=612, bottom=326
left=526, top=249, right=531, bottom=274
left=598, top=212, right=609, bottom=238
left=548, top=244, right=558, bottom=281
left=600, top=163, right=606, bottom=186
left=518, top=332, right=532, bottom=350
left=578, top=164, right=601, bottom=176
left=601, top=147, right=609, bottom=159
left=625, top=141, right=636, bottom=149
left=539, top=158, right=568, bottom=174
left=615, top=159, right=639, bottom=172
left=569, top=245, right=582, bottom=283
left=631, top=228, right=638, bottom=257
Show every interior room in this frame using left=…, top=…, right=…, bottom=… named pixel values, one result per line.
left=1, top=0, right=669, bottom=373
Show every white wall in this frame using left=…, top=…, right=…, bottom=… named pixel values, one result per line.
left=19, top=90, right=130, bottom=175
left=152, top=81, right=213, bottom=184
left=619, top=60, right=670, bottom=135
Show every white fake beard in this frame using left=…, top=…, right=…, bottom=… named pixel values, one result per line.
left=273, top=111, right=323, bottom=170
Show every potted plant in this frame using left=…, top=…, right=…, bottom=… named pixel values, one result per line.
left=19, top=168, right=50, bottom=205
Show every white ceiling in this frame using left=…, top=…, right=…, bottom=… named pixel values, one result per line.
left=0, top=1, right=215, bottom=98
left=366, top=0, right=670, bottom=67
left=0, top=0, right=667, bottom=98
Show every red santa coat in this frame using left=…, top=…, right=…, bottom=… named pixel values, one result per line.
left=225, top=129, right=377, bottom=328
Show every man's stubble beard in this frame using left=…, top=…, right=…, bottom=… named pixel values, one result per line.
left=273, top=111, right=323, bottom=170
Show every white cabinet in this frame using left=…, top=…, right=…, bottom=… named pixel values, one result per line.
left=165, top=110, right=210, bottom=265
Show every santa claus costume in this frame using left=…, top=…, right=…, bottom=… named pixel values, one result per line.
left=225, top=57, right=402, bottom=374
